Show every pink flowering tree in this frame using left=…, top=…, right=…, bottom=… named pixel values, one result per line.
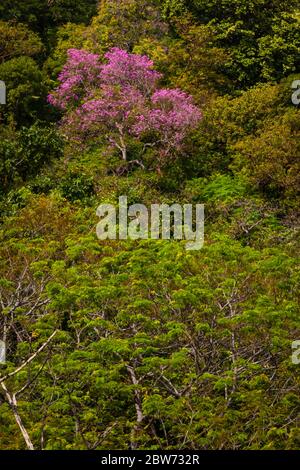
left=49, top=47, right=202, bottom=168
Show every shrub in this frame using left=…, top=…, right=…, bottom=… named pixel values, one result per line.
left=60, top=172, right=95, bottom=202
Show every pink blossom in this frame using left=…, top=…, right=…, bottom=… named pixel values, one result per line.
left=133, top=89, right=202, bottom=152
left=48, top=49, right=102, bottom=110
left=101, top=48, right=162, bottom=95
left=48, top=48, right=202, bottom=161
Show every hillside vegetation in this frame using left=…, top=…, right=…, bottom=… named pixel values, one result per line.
left=0, top=0, right=299, bottom=450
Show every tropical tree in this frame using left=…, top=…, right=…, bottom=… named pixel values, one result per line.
left=49, top=48, right=202, bottom=166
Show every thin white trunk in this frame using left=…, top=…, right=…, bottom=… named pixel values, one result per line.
left=1, top=381, right=34, bottom=450
left=0, top=330, right=57, bottom=449
left=127, top=366, right=143, bottom=450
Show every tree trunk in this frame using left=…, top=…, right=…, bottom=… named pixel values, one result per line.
left=127, top=365, right=143, bottom=450
left=1, top=382, right=34, bottom=450
left=115, top=123, right=127, bottom=161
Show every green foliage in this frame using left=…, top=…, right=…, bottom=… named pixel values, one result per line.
left=0, top=56, right=46, bottom=126
left=90, top=0, right=168, bottom=54
left=60, top=172, right=95, bottom=202
left=0, top=21, right=43, bottom=62
left=162, top=0, right=300, bottom=88
left=0, top=203, right=299, bottom=449
left=258, top=16, right=300, bottom=81
left=233, top=109, right=300, bottom=203
left=185, top=174, right=248, bottom=204
left=29, top=176, right=56, bottom=195
left=0, top=0, right=299, bottom=452
left=0, top=124, right=63, bottom=194
left=184, top=80, right=300, bottom=209
left=0, top=0, right=98, bottom=34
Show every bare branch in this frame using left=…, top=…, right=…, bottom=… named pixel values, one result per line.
left=0, top=330, right=58, bottom=384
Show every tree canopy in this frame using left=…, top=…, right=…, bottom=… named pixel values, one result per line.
left=0, top=0, right=299, bottom=451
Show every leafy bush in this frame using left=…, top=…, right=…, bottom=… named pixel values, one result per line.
left=60, top=172, right=95, bottom=202
left=29, top=176, right=55, bottom=195
left=0, top=124, right=63, bottom=193
left=0, top=56, right=46, bottom=126
left=0, top=21, right=43, bottom=62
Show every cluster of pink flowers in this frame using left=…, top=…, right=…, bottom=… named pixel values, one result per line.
left=101, top=48, right=162, bottom=95
left=48, top=49, right=102, bottom=109
left=77, top=85, right=146, bottom=134
left=48, top=48, right=202, bottom=160
left=133, top=89, right=202, bottom=149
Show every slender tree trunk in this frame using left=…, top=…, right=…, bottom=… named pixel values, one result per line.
left=127, top=365, right=143, bottom=450
left=115, top=123, right=127, bottom=161
left=0, top=330, right=57, bottom=450
left=1, top=381, right=34, bottom=450
left=121, top=146, right=127, bottom=161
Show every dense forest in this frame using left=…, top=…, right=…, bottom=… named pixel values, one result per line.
left=0, top=0, right=299, bottom=450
